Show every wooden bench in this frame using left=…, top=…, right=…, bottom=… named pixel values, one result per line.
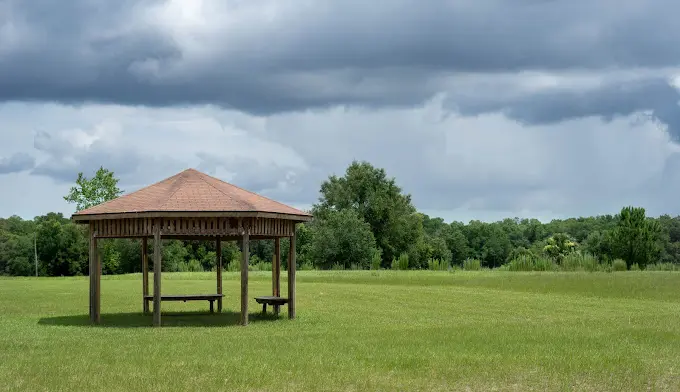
left=254, top=296, right=289, bottom=315
left=143, top=294, right=225, bottom=313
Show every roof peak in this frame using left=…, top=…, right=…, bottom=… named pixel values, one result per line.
left=73, top=168, right=312, bottom=219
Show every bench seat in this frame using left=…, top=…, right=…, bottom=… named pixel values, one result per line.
left=144, top=294, right=224, bottom=313
left=254, top=296, right=289, bottom=315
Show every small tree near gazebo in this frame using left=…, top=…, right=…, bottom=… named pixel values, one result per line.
left=70, top=168, right=312, bottom=327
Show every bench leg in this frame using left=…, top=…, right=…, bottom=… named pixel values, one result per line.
left=217, top=298, right=222, bottom=313
left=210, top=300, right=214, bottom=313
left=143, top=299, right=149, bottom=314
left=274, top=305, right=280, bottom=316
left=262, top=303, right=267, bottom=314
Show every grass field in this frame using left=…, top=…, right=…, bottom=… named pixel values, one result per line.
left=1, top=271, right=680, bottom=391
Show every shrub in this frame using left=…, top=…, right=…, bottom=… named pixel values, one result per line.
left=463, top=258, right=482, bottom=271
left=178, top=259, right=203, bottom=272
left=612, top=259, right=627, bottom=271
left=390, top=253, right=410, bottom=270
left=331, top=263, right=345, bottom=270
left=299, top=261, right=314, bottom=271
left=427, top=258, right=449, bottom=271
left=631, top=263, right=641, bottom=271
left=561, top=252, right=599, bottom=272
left=646, top=263, right=678, bottom=271
left=370, top=249, right=383, bottom=270
left=506, top=256, right=556, bottom=271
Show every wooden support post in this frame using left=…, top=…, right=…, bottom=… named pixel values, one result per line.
left=142, top=237, right=149, bottom=314
left=153, top=220, right=162, bottom=327
left=89, top=224, right=100, bottom=324
left=240, top=232, right=250, bottom=326
left=288, top=230, right=296, bottom=319
left=216, top=238, right=222, bottom=313
left=273, top=237, right=281, bottom=297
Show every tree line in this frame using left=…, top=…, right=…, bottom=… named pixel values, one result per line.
left=2, top=162, right=679, bottom=276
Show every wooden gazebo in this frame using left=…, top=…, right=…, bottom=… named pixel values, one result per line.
left=71, top=168, right=312, bottom=327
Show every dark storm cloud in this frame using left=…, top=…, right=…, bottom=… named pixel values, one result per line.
left=451, top=78, right=680, bottom=137
left=0, top=153, right=35, bottom=174
left=2, top=0, right=680, bottom=115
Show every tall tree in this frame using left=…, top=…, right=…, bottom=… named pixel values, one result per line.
left=64, top=167, right=123, bottom=211
left=313, top=161, right=422, bottom=265
left=613, top=206, right=661, bottom=269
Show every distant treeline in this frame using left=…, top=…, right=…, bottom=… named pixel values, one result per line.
left=2, top=161, right=679, bottom=276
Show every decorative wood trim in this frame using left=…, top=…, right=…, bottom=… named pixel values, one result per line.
left=90, top=217, right=296, bottom=239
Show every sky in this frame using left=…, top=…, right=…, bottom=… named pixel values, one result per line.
left=2, top=0, right=680, bottom=223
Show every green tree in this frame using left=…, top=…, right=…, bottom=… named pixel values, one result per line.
left=64, top=167, right=123, bottom=211
left=308, top=209, right=378, bottom=270
left=613, top=206, right=661, bottom=269
left=443, top=225, right=470, bottom=265
left=313, top=161, right=423, bottom=264
left=543, top=233, right=578, bottom=262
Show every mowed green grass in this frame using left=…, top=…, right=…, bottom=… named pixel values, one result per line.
left=1, top=271, right=680, bottom=391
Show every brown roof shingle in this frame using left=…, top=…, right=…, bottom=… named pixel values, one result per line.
left=73, top=168, right=312, bottom=220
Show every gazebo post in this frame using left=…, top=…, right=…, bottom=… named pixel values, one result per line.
left=288, top=230, right=296, bottom=319
left=142, top=237, right=149, bottom=314
left=216, top=238, right=222, bottom=313
left=240, top=232, right=250, bottom=326
left=89, top=223, right=101, bottom=324
left=153, top=220, right=162, bottom=327
left=273, top=238, right=281, bottom=296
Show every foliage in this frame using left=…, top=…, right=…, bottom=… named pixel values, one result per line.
left=543, top=233, right=578, bottom=261
left=560, top=252, right=599, bottom=272
left=427, top=258, right=449, bottom=271
left=307, top=209, right=378, bottom=270
left=4, top=162, right=680, bottom=277
left=612, top=259, right=627, bottom=271
left=463, top=258, right=482, bottom=271
left=63, top=167, right=123, bottom=212
left=612, top=206, right=661, bottom=269
left=313, top=161, right=423, bottom=264
left=505, top=255, right=557, bottom=271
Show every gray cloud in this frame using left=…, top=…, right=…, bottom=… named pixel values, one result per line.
left=30, top=129, right=186, bottom=188
left=2, top=0, right=680, bottom=119
left=0, top=152, right=35, bottom=174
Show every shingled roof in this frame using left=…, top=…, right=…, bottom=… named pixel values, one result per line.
left=72, top=168, right=312, bottom=221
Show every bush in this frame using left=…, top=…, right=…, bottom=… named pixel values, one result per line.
left=561, top=252, right=599, bottom=272
left=463, top=258, right=482, bottom=271
left=631, top=263, right=641, bottom=271
left=646, top=263, right=678, bottom=271
left=177, top=258, right=203, bottom=272
left=370, top=249, right=382, bottom=270
left=612, top=259, right=627, bottom=271
left=427, top=258, right=449, bottom=271
left=505, top=256, right=556, bottom=271
left=391, top=253, right=410, bottom=270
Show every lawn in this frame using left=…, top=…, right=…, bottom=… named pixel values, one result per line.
left=1, top=271, right=679, bottom=391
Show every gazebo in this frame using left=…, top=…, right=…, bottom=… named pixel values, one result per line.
left=71, top=168, right=312, bottom=327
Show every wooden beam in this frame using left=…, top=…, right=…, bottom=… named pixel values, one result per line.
left=89, top=223, right=100, bottom=324
left=274, top=238, right=281, bottom=297
left=153, top=220, right=162, bottom=327
left=288, top=230, right=296, bottom=319
left=216, top=238, right=222, bottom=313
left=240, top=232, right=250, bottom=326
left=142, top=237, right=149, bottom=314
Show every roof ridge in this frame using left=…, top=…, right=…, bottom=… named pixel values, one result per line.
left=157, top=173, right=189, bottom=210
left=195, top=171, right=257, bottom=211
left=196, top=170, right=309, bottom=214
